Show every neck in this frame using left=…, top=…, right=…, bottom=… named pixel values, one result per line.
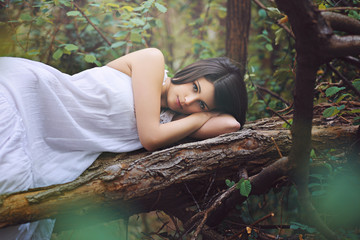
left=161, top=77, right=170, bottom=108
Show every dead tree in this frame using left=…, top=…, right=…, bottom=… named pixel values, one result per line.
left=0, top=110, right=358, bottom=233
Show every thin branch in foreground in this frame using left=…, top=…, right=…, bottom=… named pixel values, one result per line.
left=271, top=137, right=283, bottom=158
left=266, top=107, right=292, bottom=128
left=256, top=84, right=291, bottom=106
left=73, top=2, right=112, bottom=47
left=190, top=185, right=238, bottom=239
left=327, top=62, right=360, bottom=98
left=340, top=56, right=360, bottom=68
left=252, top=0, right=295, bottom=39
left=185, top=183, right=201, bottom=212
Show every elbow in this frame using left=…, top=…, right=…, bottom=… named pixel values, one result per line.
left=143, top=143, right=158, bottom=152
left=140, top=136, right=161, bottom=152
left=225, top=119, right=241, bottom=133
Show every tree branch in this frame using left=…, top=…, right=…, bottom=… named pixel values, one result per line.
left=274, top=0, right=344, bottom=239
left=327, top=35, right=360, bottom=57
left=73, top=2, right=112, bottom=47
left=0, top=122, right=357, bottom=230
left=327, top=62, right=360, bottom=98
left=321, top=11, right=360, bottom=35
left=340, top=56, right=360, bottom=68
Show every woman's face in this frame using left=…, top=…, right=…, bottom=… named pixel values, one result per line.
left=166, top=77, right=216, bottom=114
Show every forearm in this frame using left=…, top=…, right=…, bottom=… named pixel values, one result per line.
left=139, top=112, right=211, bottom=151
left=175, top=113, right=241, bottom=140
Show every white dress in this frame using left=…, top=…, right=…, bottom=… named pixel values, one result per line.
left=0, top=57, right=174, bottom=239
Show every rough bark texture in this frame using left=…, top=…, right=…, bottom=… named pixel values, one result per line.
left=226, top=0, right=251, bottom=72
left=0, top=116, right=357, bottom=231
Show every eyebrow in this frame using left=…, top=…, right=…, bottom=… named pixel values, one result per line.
left=196, top=80, right=210, bottom=110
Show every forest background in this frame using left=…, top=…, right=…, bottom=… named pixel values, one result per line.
left=0, top=0, right=359, bottom=239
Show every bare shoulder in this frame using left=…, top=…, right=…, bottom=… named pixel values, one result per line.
left=106, top=48, right=164, bottom=76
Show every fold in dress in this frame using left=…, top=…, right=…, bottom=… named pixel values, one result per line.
left=0, top=57, right=174, bottom=239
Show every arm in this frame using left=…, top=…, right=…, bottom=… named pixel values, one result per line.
left=107, top=48, right=212, bottom=151
left=173, top=113, right=241, bottom=139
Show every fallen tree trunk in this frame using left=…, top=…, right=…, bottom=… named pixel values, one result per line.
left=0, top=116, right=357, bottom=230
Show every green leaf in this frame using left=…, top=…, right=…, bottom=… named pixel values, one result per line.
left=225, top=179, right=235, bottom=188
left=282, top=119, right=293, bottom=129
left=353, top=116, right=360, bottom=125
left=325, top=86, right=345, bottom=97
left=27, top=49, right=40, bottom=56
left=335, top=93, right=351, bottom=103
left=154, top=2, right=167, bottom=13
left=94, top=60, right=102, bottom=67
left=236, top=178, right=244, bottom=189
left=130, top=32, right=142, bottom=43
left=290, top=222, right=317, bottom=233
left=130, top=18, right=145, bottom=26
left=133, top=6, right=144, bottom=12
left=121, top=6, right=134, bottom=12
left=310, top=149, right=317, bottom=159
left=258, top=9, right=267, bottom=18
left=66, top=11, right=81, bottom=17
left=20, top=13, right=32, bottom=21
left=353, top=79, right=360, bottom=91
left=59, top=0, right=71, bottom=7
left=350, top=109, right=360, bottom=114
left=265, top=43, right=273, bottom=51
left=111, top=41, right=127, bottom=48
left=239, top=179, right=251, bottom=197
left=89, top=17, right=100, bottom=25
left=106, top=3, right=120, bottom=9
left=275, top=28, right=284, bottom=45
left=155, top=19, right=163, bottom=28
left=143, top=0, right=155, bottom=9
left=52, top=49, right=63, bottom=60
left=337, top=104, right=345, bottom=111
left=35, top=17, right=46, bottom=26
left=318, top=3, right=326, bottom=10
left=84, top=54, right=96, bottom=63
left=323, top=106, right=339, bottom=118
left=64, top=44, right=79, bottom=51
left=114, top=31, right=128, bottom=38
left=266, top=7, right=282, bottom=18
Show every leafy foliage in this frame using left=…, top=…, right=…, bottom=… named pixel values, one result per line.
left=0, top=0, right=168, bottom=73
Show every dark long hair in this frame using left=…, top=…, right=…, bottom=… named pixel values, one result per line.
left=172, top=57, right=248, bottom=127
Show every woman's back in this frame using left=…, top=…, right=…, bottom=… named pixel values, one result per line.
left=0, top=57, right=144, bottom=190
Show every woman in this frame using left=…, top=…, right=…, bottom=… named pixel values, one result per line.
left=0, top=48, right=247, bottom=239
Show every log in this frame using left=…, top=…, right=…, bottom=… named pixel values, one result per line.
left=0, top=117, right=357, bottom=230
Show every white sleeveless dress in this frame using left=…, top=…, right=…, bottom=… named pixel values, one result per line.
left=0, top=57, right=174, bottom=239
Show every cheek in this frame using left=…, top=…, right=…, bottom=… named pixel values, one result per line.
left=184, top=105, right=202, bottom=114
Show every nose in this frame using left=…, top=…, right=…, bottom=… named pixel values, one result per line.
left=184, top=94, right=197, bottom=106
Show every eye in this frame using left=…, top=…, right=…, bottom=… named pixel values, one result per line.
left=193, top=82, right=198, bottom=92
left=199, top=101, right=205, bottom=110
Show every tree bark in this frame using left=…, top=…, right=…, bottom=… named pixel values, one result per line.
left=275, top=0, right=360, bottom=239
left=0, top=117, right=357, bottom=231
left=226, top=0, right=251, bottom=73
